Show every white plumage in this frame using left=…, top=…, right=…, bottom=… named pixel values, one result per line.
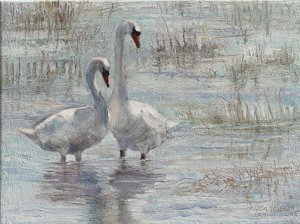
left=108, top=20, right=178, bottom=159
left=19, top=57, right=111, bottom=162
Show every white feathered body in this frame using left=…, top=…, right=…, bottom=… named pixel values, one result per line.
left=20, top=106, right=109, bottom=156
left=110, top=100, right=169, bottom=154
left=109, top=21, right=179, bottom=156
left=19, top=57, right=111, bottom=161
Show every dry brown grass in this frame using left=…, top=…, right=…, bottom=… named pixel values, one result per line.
left=176, top=163, right=300, bottom=199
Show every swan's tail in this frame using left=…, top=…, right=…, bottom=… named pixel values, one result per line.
left=18, top=127, right=35, bottom=139
left=167, top=121, right=193, bottom=139
left=166, top=120, right=183, bottom=139
left=167, top=120, right=181, bottom=130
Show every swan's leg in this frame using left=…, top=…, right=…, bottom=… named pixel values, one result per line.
left=140, top=153, right=146, bottom=160
left=140, top=146, right=147, bottom=160
left=75, top=152, right=82, bottom=162
left=120, top=150, right=126, bottom=158
left=60, top=154, right=66, bottom=163
left=59, top=147, right=68, bottom=163
left=118, top=142, right=127, bottom=158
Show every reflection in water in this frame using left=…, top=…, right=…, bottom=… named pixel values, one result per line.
left=40, top=162, right=105, bottom=223
left=109, top=160, right=163, bottom=223
left=39, top=160, right=163, bottom=224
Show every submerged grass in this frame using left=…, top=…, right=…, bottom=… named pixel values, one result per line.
left=176, top=162, right=300, bottom=202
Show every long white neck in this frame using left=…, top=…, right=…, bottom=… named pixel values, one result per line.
left=86, top=65, right=109, bottom=122
left=110, top=25, right=129, bottom=105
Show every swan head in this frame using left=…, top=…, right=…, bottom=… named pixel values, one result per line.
left=92, top=57, right=110, bottom=87
left=121, top=20, right=141, bottom=48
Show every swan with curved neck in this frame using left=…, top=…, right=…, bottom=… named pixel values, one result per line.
left=19, top=57, right=111, bottom=162
left=108, top=20, right=176, bottom=160
left=110, top=20, right=141, bottom=108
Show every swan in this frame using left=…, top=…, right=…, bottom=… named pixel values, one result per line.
left=108, top=20, right=178, bottom=160
left=18, top=57, right=111, bottom=162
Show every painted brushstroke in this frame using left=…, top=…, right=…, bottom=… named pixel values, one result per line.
left=1, top=2, right=300, bottom=224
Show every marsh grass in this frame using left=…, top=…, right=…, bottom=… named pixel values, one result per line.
left=183, top=93, right=299, bottom=129
left=14, top=1, right=91, bottom=31
left=3, top=2, right=79, bottom=40
left=2, top=53, right=84, bottom=97
left=266, top=45, right=297, bottom=66
left=2, top=2, right=119, bottom=97
left=152, top=1, right=272, bottom=57
left=182, top=41, right=299, bottom=127
left=151, top=1, right=221, bottom=67
left=2, top=2, right=115, bottom=55
left=3, top=1, right=299, bottom=127
left=176, top=162, right=300, bottom=201
left=181, top=47, right=299, bottom=128
left=152, top=23, right=219, bottom=62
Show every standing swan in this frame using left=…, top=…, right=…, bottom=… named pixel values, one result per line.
left=109, top=20, right=177, bottom=160
left=19, top=57, right=111, bottom=162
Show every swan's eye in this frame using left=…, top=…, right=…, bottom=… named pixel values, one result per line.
left=132, top=27, right=141, bottom=36
left=103, top=68, right=110, bottom=75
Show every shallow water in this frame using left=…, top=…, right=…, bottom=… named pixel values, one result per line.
left=2, top=2, right=300, bottom=223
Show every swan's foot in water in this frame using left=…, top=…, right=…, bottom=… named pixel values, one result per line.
left=75, top=152, right=82, bottom=162
left=120, top=150, right=126, bottom=158
left=60, top=155, right=66, bottom=163
left=140, top=153, right=146, bottom=160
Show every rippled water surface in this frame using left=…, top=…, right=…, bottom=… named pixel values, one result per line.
left=2, top=2, right=300, bottom=223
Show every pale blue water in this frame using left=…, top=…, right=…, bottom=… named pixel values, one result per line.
left=2, top=2, right=300, bottom=223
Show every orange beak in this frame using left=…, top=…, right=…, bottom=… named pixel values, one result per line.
left=131, top=34, right=140, bottom=48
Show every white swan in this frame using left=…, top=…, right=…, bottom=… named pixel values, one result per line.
left=109, top=20, right=177, bottom=160
left=18, top=57, right=111, bottom=162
